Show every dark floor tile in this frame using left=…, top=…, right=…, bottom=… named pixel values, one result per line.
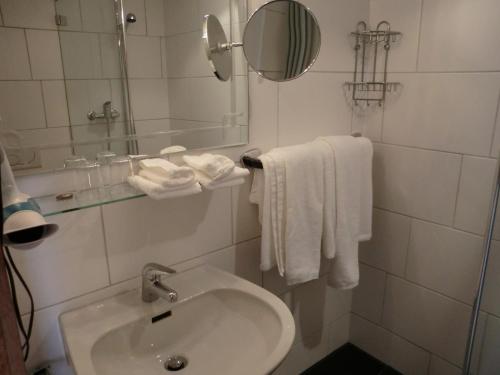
left=378, top=366, right=403, bottom=375
left=302, top=343, right=386, bottom=375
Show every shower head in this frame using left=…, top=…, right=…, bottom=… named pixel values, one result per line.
left=126, top=13, right=137, bottom=24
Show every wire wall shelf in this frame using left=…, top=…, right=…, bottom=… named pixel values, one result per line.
left=345, top=20, right=401, bottom=106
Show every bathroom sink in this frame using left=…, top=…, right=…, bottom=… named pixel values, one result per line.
left=59, top=265, right=295, bottom=375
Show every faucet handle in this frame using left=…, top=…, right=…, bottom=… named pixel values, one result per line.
left=142, top=263, right=176, bottom=281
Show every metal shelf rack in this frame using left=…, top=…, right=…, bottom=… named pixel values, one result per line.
left=345, top=21, right=401, bottom=106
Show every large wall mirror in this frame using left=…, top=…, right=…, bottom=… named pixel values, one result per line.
left=0, top=0, right=249, bottom=175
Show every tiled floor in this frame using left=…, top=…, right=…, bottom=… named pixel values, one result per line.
left=302, top=343, right=402, bottom=375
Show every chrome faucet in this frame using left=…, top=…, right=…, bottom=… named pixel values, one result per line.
left=87, top=101, right=120, bottom=121
left=141, top=263, right=178, bottom=303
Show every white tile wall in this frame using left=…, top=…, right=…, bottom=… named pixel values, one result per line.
left=302, top=0, right=369, bottom=72
left=352, top=264, right=386, bottom=323
left=350, top=314, right=431, bottom=375
left=382, top=276, right=474, bottom=366
left=102, top=190, right=233, bottom=283
left=369, top=0, right=421, bottom=72
left=382, top=73, right=500, bottom=156
left=145, top=0, right=165, bottom=36
left=0, top=27, right=31, bottom=80
left=418, top=0, right=500, bottom=72
left=359, top=208, right=411, bottom=277
left=59, top=32, right=102, bottom=79
left=373, top=144, right=461, bottom=225
left=454, top=156, right=497, bottom=235
left=0, top=0, right=56, bottom=29
left=406, top=220, right=483, bottom=304
left=127, top=36, right=163, bottom=78
left=278, top=73, right=352, bottom=146
left=41, top=81, right=70, bottom=128
left=26, top=30, right=64, bottom=80
left=0, top=81, right=46, bottom=130
left=129, top=78, right=170, bottom=119
left=12, top=208, right=109, bottom=314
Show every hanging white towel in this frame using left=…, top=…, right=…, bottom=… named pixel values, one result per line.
left=320, top=136, right=373, bottom=289
left=254, top=144, right=325, bottom=285
left=313, top=138, right=337, bottom=260
left=357, top=137, right=373, bottom=241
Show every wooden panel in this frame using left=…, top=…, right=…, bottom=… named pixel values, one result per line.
left=0, top=251, right=26, bottom=375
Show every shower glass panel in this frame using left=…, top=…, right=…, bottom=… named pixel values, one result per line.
left=464, top=164, right=500, bottom=375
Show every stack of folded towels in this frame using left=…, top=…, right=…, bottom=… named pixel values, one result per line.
left=128, top=153, right=250, bottom=199
left=183, top=153, right=249, bottom=190
left=128, top=158, right=202, bottom=200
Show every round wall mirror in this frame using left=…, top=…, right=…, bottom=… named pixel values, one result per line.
left=203, top=0, right=321, bottom=82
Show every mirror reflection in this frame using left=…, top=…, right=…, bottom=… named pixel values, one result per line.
left=0, top=0, right=248, bottom=175
left=243, top=0, right=321, bottom=81
left=203, top=0, right=321, bottom=83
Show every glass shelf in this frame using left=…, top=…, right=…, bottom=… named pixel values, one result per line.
left=34, top=183, right=145, bottom=217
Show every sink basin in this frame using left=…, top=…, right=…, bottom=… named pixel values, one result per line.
left=60, top=265, right=295, bottom=375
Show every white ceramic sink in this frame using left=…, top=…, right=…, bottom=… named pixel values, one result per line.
left=60, top=265, right=295, bottom=375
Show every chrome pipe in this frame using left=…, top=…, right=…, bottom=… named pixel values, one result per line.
left=114, top=0, right=138, bottom=155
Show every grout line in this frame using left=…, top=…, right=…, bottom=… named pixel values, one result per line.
left=99, top=206, right=113, bottom=285
left=450, top=155, right=465, bottom=228
left=403, top=219, right=414, bottom=278
left=373, top=139, right=498, bottom=160
left=38, top=80, right=50, bottom=129
left=23, top=29, right=34, bottom=80
left=415, top=0, right=425, bottom=72
left=372, top=205, right=486, bottom=239
left=488, top=89, right=500, bottom=157
left=351, top=312, right=436, bottom=368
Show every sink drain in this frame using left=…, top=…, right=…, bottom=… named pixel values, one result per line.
left=165, top=355, right=188, bottom=371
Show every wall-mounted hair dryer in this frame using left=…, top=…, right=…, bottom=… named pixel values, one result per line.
left=1, top=144, right=58, bottom=249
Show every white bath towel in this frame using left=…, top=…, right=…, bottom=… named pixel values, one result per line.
left=255, top=143, right=325, bottom=285
left=320, top=136, right=373, bottom=289
left=313, top=138, right=337, bottom=260
left=183, top=153, right=235, bottom=181
left=194, top=166, right=249, bottom=190
left=139, top=158, right=194, bottom=187
left=128, top=175, right=201, bottom=200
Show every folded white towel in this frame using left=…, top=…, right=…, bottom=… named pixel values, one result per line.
left=160, top=145, right=187, bottom=155
left=139, top=169, right=194, bottom=190
left=320, top=136, right=373, bottom=289
left=128, top=175, right=201, bottom=200
left=139, top=158, right=194, bottom=187
left=194, top=166, right=249, bottom=190
left=183, top=153, right=235, bottom=181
